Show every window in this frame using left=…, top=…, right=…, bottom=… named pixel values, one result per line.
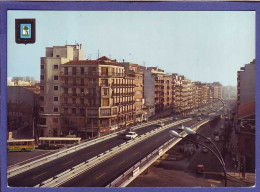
left=64, top=88, right=68, bottom=94
left=103, top=88, right=109, bottom=96
left=54, top=97, right=58, bottom=101
left=54, top=75, right=59, bottom=80
left=53, top=65, right=58, bottom=69
left=72, top=108, right=76, bottom=114
left=40, top=96, right=44, bottom=101
left=40, top=107, right=44, bottom=112
left=80, top=98, right=84, bottom=104
left=80, top=88, right=84, bottom=93
left=102, top=98, right=109, bottom=106
left=54, top=86, right=59, bottom=91
left=40, top=118, right=46, bottom=125
left=56, top=55, right=60, bottom=57
left=64, top=97, right=68, bottom=103
left=81, top=67, right=84, bottom=74
left=41, top=65, right=44, bottom=69
left=64, top=108, right=68, bottom=114
left=65, top=78, right=68, bottom=84
left=54, top=108, right=58, bottom=112
left=72, top=67, right=76, bottom=75
left=40, top=75, right=44, bottom=80
left=72, top=88, right=76, bottom=95
left=40, top=86, right=44, bottom=91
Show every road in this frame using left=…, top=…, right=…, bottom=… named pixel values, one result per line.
left=8, top=118, right=180, bottom=187
left=8, top=114, right=220, bottom=187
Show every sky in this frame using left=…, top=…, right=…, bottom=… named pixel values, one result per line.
left=7, top=11, right=255, bottom=86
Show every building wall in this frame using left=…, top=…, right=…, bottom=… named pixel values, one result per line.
left=237, top=60, right=255, bottom=106
left=39, top=45, right=83, bottom=137
left=143, top=69, right=155, bottom=109
left=7, top=87, right=35, bottom=135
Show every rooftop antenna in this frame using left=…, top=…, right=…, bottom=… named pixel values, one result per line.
left=97, top=49, right=100, bottom=59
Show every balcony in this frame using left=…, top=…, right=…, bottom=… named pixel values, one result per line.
left=86, top=106, right=118, bottom=118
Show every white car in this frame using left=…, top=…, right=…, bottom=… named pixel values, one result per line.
left=202, top=147, right=208, bottom=153
left=156, top=121, right=164, bottom=127
left=215, top=136, right=220, bottom=141
left=178, top=124, right=184, bottom=130
left=125, top=132, right=138, bottom=140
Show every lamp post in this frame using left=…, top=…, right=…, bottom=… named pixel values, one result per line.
left=169, top=130, right=227, bottom=187
left=183, top=127, right=225, bottom=167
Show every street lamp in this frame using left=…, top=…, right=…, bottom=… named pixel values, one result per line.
left=183, top=127, right=225, bottom=167
left=169, top=130, right=227, bottom=187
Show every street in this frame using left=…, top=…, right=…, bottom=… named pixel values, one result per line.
left=129, top=117, right=255, bottom=187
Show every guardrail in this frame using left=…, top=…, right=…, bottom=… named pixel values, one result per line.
left=106, top=119, right=211, bottom=187
left=35, top=118, right=192, bottom=187
left=7, top=117, right=173, bottom=178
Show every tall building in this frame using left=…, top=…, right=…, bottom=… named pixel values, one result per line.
left=7, top=87, right=36, bottom=138
left=119, top=62, right=146, bottom=122
left=39, top=44, right=83, bottom=137
left=236, top=59, right=255, bottom=172
left=143, top=67, right=172, bottom=117
left=237, top=59, right=255, bottom=107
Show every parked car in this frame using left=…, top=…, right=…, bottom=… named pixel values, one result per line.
left=196, top=164, right=205, bottom=174
left=197, top=117, right=202, bottom=121
left=202, top=147, right=208, bottom=153
left=156, top=121, right=164, bottom=127
left=215, top=136, right=220, bottom=141
left=125, top=132, right=138, bottom=140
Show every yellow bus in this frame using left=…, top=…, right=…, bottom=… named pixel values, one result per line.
left=7, top=139, right=35, bottom=152
left=38, top=137, right=81, bottom=149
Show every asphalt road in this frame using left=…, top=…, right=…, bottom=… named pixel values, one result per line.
left=62, top=120, right=198, bottom=187
left=8, top=118, right=177, bottom=187
left=8, top=115, right=219, bottom=187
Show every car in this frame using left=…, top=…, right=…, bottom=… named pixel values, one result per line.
left=177, top=124, right=184, bottom=130
left=197, top=117, right=202, bottom=121
left=215, top=136, right=220, bottom=141
left=173, top=116, right=178, bottom=121
left=125, top=132, right=138, bottom=140
left=156, top=121, right=164, bottom=127
left=205, top=137, right=211, bottom=143
left=202, top=147, right=208, bottom=153
left=196, top=164, right=205, bottom=174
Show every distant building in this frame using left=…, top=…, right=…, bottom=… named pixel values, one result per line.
left=143, top=67, right=171, bottom=117
left=7, top=87, right=35, bottom=139
left=119, top=62, right=147, bottom=122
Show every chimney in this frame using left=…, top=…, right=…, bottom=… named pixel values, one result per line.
left=80, top=44, right=82, bottom=49
left=123, top=59, right=125, bottom=63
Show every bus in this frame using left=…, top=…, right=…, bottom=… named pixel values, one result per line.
left=38, top=137, right=81, bottom=149
left=7, top=139, right=35, bottom=152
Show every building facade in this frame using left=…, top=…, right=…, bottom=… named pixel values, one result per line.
left=39, top=44, right=84, bottom=137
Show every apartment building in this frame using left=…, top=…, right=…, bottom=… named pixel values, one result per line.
left=237, top=59, right=255, bottom=107
left=172, top=74, right=182, bottom=115
left=236, top=59, right=255, bottom=172
left=39, top=44, right=84, bottom=137
left=119, top=62, right=146, bottom=122
left=143, top=67, right=172, bottom=117
left=59, top=56, right=135, bottom=138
